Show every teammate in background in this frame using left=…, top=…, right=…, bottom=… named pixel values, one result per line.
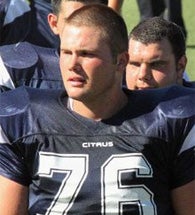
left=0, top=0, right=108, bottom=92
left=48, top=0, right=108, bottom=38
left=27, top=0, right=60, bottom=48
left=0, top=4, right=194, bottom=214
left=126, top=17, right=195, bottom=90
left=27, top=0, right=109, bottom=48
left=0, top=0, right=113, bottom=48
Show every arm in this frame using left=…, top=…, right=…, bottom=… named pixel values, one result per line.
left=0, top=175, right=29, bottom=215
left=171, top=180, right=195, bottom=215
left=108, top=0, right=124, bottom=14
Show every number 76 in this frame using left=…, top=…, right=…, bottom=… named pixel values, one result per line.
left=38, top=152, right=157, bottom=215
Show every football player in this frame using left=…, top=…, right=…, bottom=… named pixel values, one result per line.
left=0, top=0, right=108, bottom=92
left=126, top=17, right=195, bottom=89
left=0, top=4, right=194, bottom=215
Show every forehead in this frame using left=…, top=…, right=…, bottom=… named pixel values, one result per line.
left=129, top=38, right=173, bottom=57
left=61, top=25, right=103, bottom=47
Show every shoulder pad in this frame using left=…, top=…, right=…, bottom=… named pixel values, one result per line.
left=0, top=42, right=38, bottom=69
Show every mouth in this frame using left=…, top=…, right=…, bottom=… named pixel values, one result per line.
left=136, top=86, right=155, bottom=90
left=68, top=77, right=86, bottom=87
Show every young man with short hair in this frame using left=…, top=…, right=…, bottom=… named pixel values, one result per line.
left=0, top=4, right=194, bottom=215
left=126, top=17, right=195, bottom=90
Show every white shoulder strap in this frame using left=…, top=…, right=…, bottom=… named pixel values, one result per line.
left=0, top=55, right=15, bottom=89
left=0, top=125, right=11, bottom=144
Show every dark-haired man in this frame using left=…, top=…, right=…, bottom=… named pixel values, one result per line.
left=126, top=17, right=194, bottom=90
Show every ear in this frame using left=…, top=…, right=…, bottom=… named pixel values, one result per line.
left=48, top=13, right=59, bottom=35
left=176, top=55, right=187, bottom=83
left=116, top=51, right=129, bottom=72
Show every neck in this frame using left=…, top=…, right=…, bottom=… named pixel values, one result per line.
left=70, top=91, right=128, bottom=121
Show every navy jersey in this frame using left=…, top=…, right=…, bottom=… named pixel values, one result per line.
left=0, top=86, right=194, bottom=214
left=0, top=42, right=63, bottom=91
left=183, top=79, right=195, bottom=88
left=0, top=0, right=59, bottom=48
left=0, top=0, right=31, bottom=45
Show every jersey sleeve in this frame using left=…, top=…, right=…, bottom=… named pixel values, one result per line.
left=0, top=89, right=32, bottom=186
left=171, top=124, right=195, bottom=188
left=0, top=128, right=31, bottom=186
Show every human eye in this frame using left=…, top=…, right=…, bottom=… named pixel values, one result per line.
left=151, top=61, right=166, bottom=69
left=129, top=61, right=140, bottom=68
left=60, top=49, right=72, bottom=56
left=80, top=50, right=96, bottom=58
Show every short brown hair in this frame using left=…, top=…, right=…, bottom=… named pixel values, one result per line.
left=64, top=4, right=128, bottom=61
left=129, top=17, right=186, bottom=63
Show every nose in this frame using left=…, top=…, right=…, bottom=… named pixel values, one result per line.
left=138, top=63, right=152, bottom=81
left=68, top=54, right=81, bottom=72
